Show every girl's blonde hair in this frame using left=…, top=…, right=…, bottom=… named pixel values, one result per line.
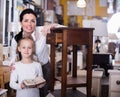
left=18, top=37, right=35, bottom=47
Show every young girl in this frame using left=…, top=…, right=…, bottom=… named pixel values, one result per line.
left=9, top=37, right=44, bottom=97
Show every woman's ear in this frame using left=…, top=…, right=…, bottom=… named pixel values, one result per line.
left=18, top=47, right=21, bottom=52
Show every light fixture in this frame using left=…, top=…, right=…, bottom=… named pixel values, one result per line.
left=108, top=33, right=118, bottom=41
left=107, top=12, right=120, bottom=39
left=7, top=22, right=19, bottom=46
left=77, top=0, right=86, bottom=8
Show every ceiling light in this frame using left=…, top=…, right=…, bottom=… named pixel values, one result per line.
left=77, top=0, right=86, bottom=8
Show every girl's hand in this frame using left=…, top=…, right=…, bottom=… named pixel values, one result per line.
left=35, top=77, right=46, bottom=88
left=21, top=81, right=26, bottom=89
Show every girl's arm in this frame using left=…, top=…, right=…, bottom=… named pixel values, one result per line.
left=9, top=66, right=23, bottom=90
left=36, top=63, right=45, bottom=88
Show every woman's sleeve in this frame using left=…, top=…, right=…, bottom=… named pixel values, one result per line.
left=10, top=38, right=17, bottom=65
left=34, top=26, right=46, bottom=55
left=35, top=35, right=46, bottom=55
left=9, top=66, right=22, bottom=90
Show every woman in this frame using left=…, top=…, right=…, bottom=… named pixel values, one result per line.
left=10, top=8, right=58, bottom=97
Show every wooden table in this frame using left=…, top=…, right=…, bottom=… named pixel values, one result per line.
left=0, top=89, right=7, bottom=97
left=0, top=65, right=10, bottom=88
left=47, top=27, right=94, bottom=97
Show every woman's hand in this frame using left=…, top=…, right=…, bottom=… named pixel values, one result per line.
left=35, top=23, right=59, bottom=40
left=41, top=23, right=58, bottom=36
left=10, top=63, right=15, bottom=72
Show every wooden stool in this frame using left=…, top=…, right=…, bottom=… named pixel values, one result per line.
left=47, top=27, right=94, bottom=97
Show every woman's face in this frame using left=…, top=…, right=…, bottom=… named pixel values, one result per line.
left=21, top=13, right=36, bottom=35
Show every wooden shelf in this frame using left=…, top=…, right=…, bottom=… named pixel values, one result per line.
left=56, top=76, right=86, bottom=87
left=23, top=1, right=41, bottom=8
left=29, top=2, right=41, bottom=8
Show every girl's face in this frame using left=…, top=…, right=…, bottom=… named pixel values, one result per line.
left=21, top=13, right=36, bottom=36
left=18, top=39, right=34, bottom=59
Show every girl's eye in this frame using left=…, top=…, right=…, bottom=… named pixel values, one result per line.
left=22, top=47, right=26, bottom=49
left=28, top=47, right=32, bottom=49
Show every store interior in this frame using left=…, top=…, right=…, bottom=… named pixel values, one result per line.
left=0, top=0, right=120, bottom=97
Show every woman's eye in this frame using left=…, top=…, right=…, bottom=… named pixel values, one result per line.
left=31, top=20, right=36, bottom=23
left=24, top=20, right=28, bottom=22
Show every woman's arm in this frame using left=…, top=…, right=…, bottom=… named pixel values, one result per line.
left=34, top=24, right=58, bottom=56
left=32, top=26, right=46, bottom=56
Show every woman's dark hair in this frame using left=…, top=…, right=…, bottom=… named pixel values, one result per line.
left=20, top=8, right=37, bottom=22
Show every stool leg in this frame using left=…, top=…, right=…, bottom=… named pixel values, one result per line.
left=61, top=38, right=67, bottom=97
